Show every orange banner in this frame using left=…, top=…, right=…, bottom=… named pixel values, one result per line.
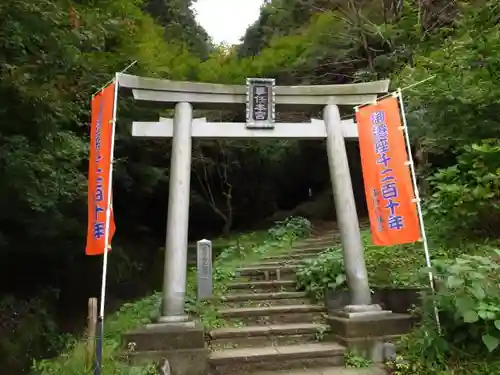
left=356, top=96, right=420, bottom=246
left=86, top=83, right=116, bottom=256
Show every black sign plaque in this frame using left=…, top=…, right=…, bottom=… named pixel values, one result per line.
left=246, top=78, right=275, bottom=129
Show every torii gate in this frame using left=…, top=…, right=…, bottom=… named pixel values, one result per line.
left=118, top=74, right=390, bottom=324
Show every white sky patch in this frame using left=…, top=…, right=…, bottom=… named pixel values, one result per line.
left=193, top=0, right=264, bottom=45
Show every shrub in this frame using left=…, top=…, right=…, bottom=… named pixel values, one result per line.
left=426, top=139, right=500, bottom=240
left=427, top=250, right=500, bottom=355
left=268, top=216, right=312, bottom=242
left=296, top=249, right=345, bottom=301
left=0, top=295, right=63, bottom=375
left=391, top=248, right=500, bottom=374
left=295, top=231, right=426, bottom=301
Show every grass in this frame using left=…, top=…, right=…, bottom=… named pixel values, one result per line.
left=186, top=230, right=269, bottom=258
left=33, top=224, right=304, bottom=375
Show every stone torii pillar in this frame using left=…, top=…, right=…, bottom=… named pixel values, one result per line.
left=119, top=74, right=390, bottom=371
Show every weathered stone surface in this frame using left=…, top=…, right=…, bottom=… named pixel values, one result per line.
left=128, top=348, right=207, bottom=375
left=122, top=320, right=208, bottom=375
left=326, top=312, right=416, bottom=362
left=227, top=280, right=297, bottom=293
left=290, top=247, right=330, bottom=255
left=210, top=333, right=319, bottom=350
left=325, top=288, right=424, bottom=314
left=210, top=323, right=329, bottom=339
left=245, top=259, right=305, bottom=267
left=219, top=304, right=325, bottom=318
left=208, top=323, right=331, bottom=350
left=221, top=291, right=310, bottom=307
left=123, top=321, right=206, bottom=352
left=263, top=253, right=316, bottom=261
left=210, top=343, right=342, bottom=362
left=219, top=304, right=326, bottom=325
left=236, top=265, right=298, bottom=281
left=246, top=366, right=387, bottom=375
left=327, top=312, right=415, bottom=339
left=222, top=291, right=307, bottom=302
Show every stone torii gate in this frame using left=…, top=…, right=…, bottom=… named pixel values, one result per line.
left=119, top=74, right=390, bottom=371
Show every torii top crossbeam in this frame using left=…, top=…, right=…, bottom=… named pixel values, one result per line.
left=118, top=74, right=390, bottom=140
left=118, top=73, right=389, bottom=110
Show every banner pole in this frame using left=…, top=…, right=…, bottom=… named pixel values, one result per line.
left=94, top=73, right=120, bottom=375
left=396, top=89, right=441, bottom=333
left=92, top=61, right=136, bottom=98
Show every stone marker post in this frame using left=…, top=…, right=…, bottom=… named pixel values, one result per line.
left=196, top=239, right=213, bottom=300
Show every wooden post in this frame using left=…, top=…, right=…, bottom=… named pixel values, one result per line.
left=86, top=298, right=98, bottom=368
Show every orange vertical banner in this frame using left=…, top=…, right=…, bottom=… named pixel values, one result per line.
left=356, top=96, right=420, bottom=246
left=86, top=83, right=116, bottom=256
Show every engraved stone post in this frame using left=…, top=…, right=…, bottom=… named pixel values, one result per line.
left=196, top=239, right=212, bottom=300
left=324, top=104, right=372, bottom=306
left=161, top=102, right=193, bottom=322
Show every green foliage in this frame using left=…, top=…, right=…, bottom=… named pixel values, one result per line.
left=0, top=295, right=65, bottom=375
left=344, top=352, right=373, bottom=368
left=143, top=0, right=211, bottom=58
left=426, top=140, right=500, bottom=239
left=33, top=292, right=162, bottom=375
left=268, top=216, right=312, bottom=242
left=381, top=246, right=500, bottom=374
left=296, top=231, right=427, bottom=301
left=426, top=251, right=500, bottom=355
left=296, top=248, right=345, bottom=301
left=344, top=351, right=374, bottom=369
left=399, top=0, right=500, bottom=152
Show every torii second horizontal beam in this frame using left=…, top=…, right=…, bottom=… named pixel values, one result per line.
left=132, top=118, right=359, bottom=140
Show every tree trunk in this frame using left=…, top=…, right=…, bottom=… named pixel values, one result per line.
left=222, top=218, right=232, bottom=237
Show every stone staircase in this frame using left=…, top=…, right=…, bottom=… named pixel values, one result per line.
left=207, top=230, right=352, bottom=375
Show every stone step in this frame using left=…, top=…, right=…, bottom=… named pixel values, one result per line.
left=244, top=366, right=387, bottom=375
left=237, top=265, right=298, bottom=276
left=290, top=247, right=330, bottom=255
left=228, top=280, right=297, bottom=293
left=218, top=304, right=326, bottom=325
left=222, top=291, right=307, bottom=302
left=294, top=241, right=336, bottom=249
left=222, top=297, right=310, bottom=308
left=208, top=323, right=331, bottom=350
left=245, top=259, right=307, bottom=267
left=210, top=333, right=319, bottom=350
left=210, top=322, right=330, bottom=339
left=235, top=265, right=298, bottom=281
left=301, top=232, right=338, bottom=240
left=221, top=291, right=309, bottom=308
left=262, top=253, right=318, bottom=262
left=208, top=342, right=345, bottom=374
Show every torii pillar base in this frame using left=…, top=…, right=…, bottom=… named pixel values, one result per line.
left=326, top=307, right=416, bottom=363
left=122, top=320, right=208, bottom=375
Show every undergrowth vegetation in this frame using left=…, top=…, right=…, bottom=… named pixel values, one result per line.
left=296, top=139, right=500, bottom=375
left=33, top=216, right=311, bottom=375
